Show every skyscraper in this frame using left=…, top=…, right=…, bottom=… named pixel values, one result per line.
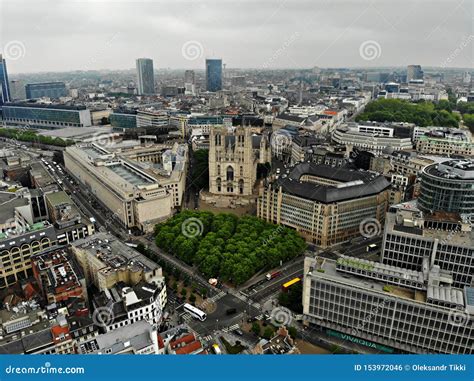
left=184, top=70, right=195, bottom=96
left=136, top=58, right=155, bottom=95
left=406, top=65, right=423, bottom=82
left=206, top=59, right=222, bottom=92
left=0, top=54, right=12, bottom=106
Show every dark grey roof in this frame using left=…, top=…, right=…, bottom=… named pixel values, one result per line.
left=252, top=135, right=262, bottom=149
left=275, top=163, right=390, bottom=203
left=276, top=113, right=306, bottom=123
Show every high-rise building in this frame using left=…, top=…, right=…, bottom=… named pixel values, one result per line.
left=136, top=58, right=155, bottom=95
left=407, top=65, right=423, bottom=82
left=0, top=54, right=11, bottom=106
left=25, top=82, right=67, bottom=99
left=205, top=58, right=222, bottom=92
left=184, top=70, right=196, bottom=95
left=9, top=80, right=26, bottom=100
left=184, top=70, right=195, bottom=85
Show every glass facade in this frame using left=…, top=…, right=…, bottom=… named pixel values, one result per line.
left=206, top=59, right=222, bottom=92
left=2, top=104, right=88, bottom=128
left=110, top=112, right=137, bottom=130
left=0, top=55, right=11, bottom=106
left=25, top=82, right=67, bottom=99
left=419, top=165, right=474, bottom=215
left=136, top=58, right=155, bottom=95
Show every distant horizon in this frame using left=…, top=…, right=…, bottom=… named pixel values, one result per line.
left=6, top=65, right=473, bottom=77
left=1, top=0, right=472, bottom=74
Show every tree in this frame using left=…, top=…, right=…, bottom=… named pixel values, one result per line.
left=136, top=243, right=146, bottom=254
left=180, top=288, right=188, bottom=298
left=189, top=294, right=196, bottom=304
left=288, top=326, right=298, bottom=339
left=263, top=327, right=274, bottom=340
left=251, top=322, right=261, bottom=336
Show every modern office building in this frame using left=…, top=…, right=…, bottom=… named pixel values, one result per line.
left=415, top=135, right=473, bottom=157
left=184, top=70, right=196, bottom=95
left=136, top=58, right=155, bottom=95
left=257, top=163, right=390, bottom=248
left=2, top=102, right=92, bottom=128
left=25, top=82, right=67, bottom=99
left=0, top=54, right=11, bottom=106
left=332, top=122, right=414, bottom=154
left=110, top=109, right=138, bottom=131
left=303, top=255, right=473, bottom=354
left=407, top=65, right=424, bottom=82
left=418, top=159, right=474, bottom=215
left=205, top=58, right=223, bottom=92
left=136, top=110, right=169, bottom=128
left=381, top=201, right=473, bottom=289
left=64, top=141, right=187, bottom=232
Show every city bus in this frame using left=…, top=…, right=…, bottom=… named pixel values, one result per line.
left=183, top=303, right=207, bottom=321
left=282, top=277, right=301, bottom=292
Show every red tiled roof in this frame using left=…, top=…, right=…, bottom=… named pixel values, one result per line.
left=174, top=340, right=202, bottom=355
left=170, top=333, right=196, bottom=349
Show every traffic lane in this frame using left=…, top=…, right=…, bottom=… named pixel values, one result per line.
left=249, top=268, right=303, bottom=303
left=242, top=257, right=304, bottom=295
left=243, top=261, right=303, bottom=295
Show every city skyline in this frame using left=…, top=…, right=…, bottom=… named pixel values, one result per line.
left=1, top=0, right=472, bottom=74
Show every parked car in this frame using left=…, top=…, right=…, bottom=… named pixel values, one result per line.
left=226, top=308, right=237, bottom=315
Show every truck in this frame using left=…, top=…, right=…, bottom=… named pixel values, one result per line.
left=266, top=271, right=281, bottom=281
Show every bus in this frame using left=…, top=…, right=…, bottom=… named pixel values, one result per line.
left=366, top=243, right=378, bottom=252
left=212, top=343, right=222, bottom=355
left=183, top=303, right=207, bottom=321
left=282, top=277, right=301, bottom=292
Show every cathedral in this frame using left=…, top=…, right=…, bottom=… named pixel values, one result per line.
left=208, top=125, right=270, bottom=198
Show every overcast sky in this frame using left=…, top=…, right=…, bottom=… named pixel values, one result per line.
left=0, top=0, right=472, bottom=73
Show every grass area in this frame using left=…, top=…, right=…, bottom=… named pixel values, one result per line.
left=220, top=337, right=246, bottom=354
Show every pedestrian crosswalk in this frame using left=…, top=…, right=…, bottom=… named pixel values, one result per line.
left=254, top=314, right=263, bottom=320
left=222, top=324, right=240, bottom=333
left=208, top=291, right=226, bottom=303
left=202, top=335, right=213, bottom=341
left=181, top=313, right=192, bottom=323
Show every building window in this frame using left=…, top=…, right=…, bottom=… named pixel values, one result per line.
left=226, top=166, right=234, bottom=181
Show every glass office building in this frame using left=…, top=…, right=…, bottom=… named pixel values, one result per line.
left=0, top=54, right=11, bottom=106
left=206, top=59, right=222, bottom=92
left=136, top=58, right=155, bottom=95
left=110, top=111, right=138, bottom=131
left=25, top=82, right=67, bottom=99
left=419, top=160, right=474, bottom=215
left=2, top=103, right=92, bottom=128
